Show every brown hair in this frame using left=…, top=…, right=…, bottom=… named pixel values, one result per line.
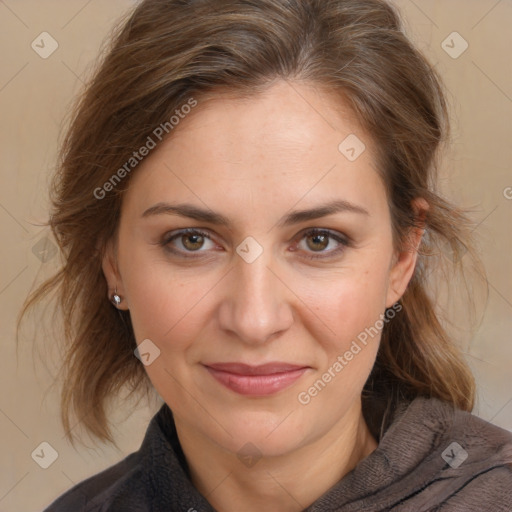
left=18, top=0, right=485, bottom=446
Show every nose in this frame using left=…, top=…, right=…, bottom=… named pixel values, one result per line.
left=217, top=248, right=294, bottom=346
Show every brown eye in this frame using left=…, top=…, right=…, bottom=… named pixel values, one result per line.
left=181, top=233, right=205, bottom=251
left=160, top=228, right=216, bottom=257
left=296, top=228, right=350, bottom=260
left=306, top=232, right=329, bottom=252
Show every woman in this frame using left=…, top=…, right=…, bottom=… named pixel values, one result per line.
left=20, top=0, right=512, bottom=510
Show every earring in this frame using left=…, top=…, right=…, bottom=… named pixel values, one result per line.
left=111, top=288, right=122, bottom=307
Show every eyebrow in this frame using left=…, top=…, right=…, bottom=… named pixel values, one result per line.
left=141, top=199, right=369, bottom=227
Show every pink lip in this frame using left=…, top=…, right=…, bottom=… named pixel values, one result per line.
left=204, top=362, right=309, bottom=396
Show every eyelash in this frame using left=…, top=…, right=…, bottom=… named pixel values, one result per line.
left=159, top=228, right=351, bottom=261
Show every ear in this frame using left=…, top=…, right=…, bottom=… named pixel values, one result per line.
left=101, top=238, right=129, bottom=310
left=385, top=198, right=429, bottom=308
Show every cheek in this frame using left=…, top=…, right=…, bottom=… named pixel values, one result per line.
left=126, top=276, right=209, bottom=351
left=295, top=269, right=389, bottom=409
left=118, top=245, right=208, bottom=349
left=299, top=262, right=391, bottom=348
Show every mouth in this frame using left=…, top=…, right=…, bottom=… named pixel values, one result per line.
left=203, top=362, right=310, bottom=396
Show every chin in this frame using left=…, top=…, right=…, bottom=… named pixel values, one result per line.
left=209, top=408, right=313, bottom=458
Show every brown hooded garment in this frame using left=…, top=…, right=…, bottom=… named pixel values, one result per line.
left=43, top=396, right=512, bottom=511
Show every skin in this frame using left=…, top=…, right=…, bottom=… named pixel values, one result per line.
left=103, top=80, right=426, bottom=512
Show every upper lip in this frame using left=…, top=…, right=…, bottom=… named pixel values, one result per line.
left=204, top=362, right=308, bottom=376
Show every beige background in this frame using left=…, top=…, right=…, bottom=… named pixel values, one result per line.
left=0, top=0, right=511, bottom=510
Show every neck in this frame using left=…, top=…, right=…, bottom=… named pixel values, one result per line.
left=174, top=401, right=378, bottom=512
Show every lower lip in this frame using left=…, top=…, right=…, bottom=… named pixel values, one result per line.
left=205, top=367, right=308, bottom=396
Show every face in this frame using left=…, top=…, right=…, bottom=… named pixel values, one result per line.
left=103, top=80, right=420, bottom=457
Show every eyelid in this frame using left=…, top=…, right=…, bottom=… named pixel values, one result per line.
left=293, top=227, right=351, bottom=260
left=159, top=227, right=351, bottom=259
left=159, top=228, right=218, bottom=258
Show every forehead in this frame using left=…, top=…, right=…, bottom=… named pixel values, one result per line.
left=167, top=81, right=371, bottom=160
left=122, top=81, right=385, bottom=219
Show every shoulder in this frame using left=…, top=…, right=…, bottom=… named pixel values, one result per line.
left=440, top=401, right=512, bottom=509
left=400, top=396, right=512, bottom=510
left=427, top=396, right=512, bottom=470
left=42, top=405, right=172, bottom=511
left=41, top=403, right=196, bottom=512
left=42, top=451, right=148, bottom=512
left=390, top=395, right=512, bottom=457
